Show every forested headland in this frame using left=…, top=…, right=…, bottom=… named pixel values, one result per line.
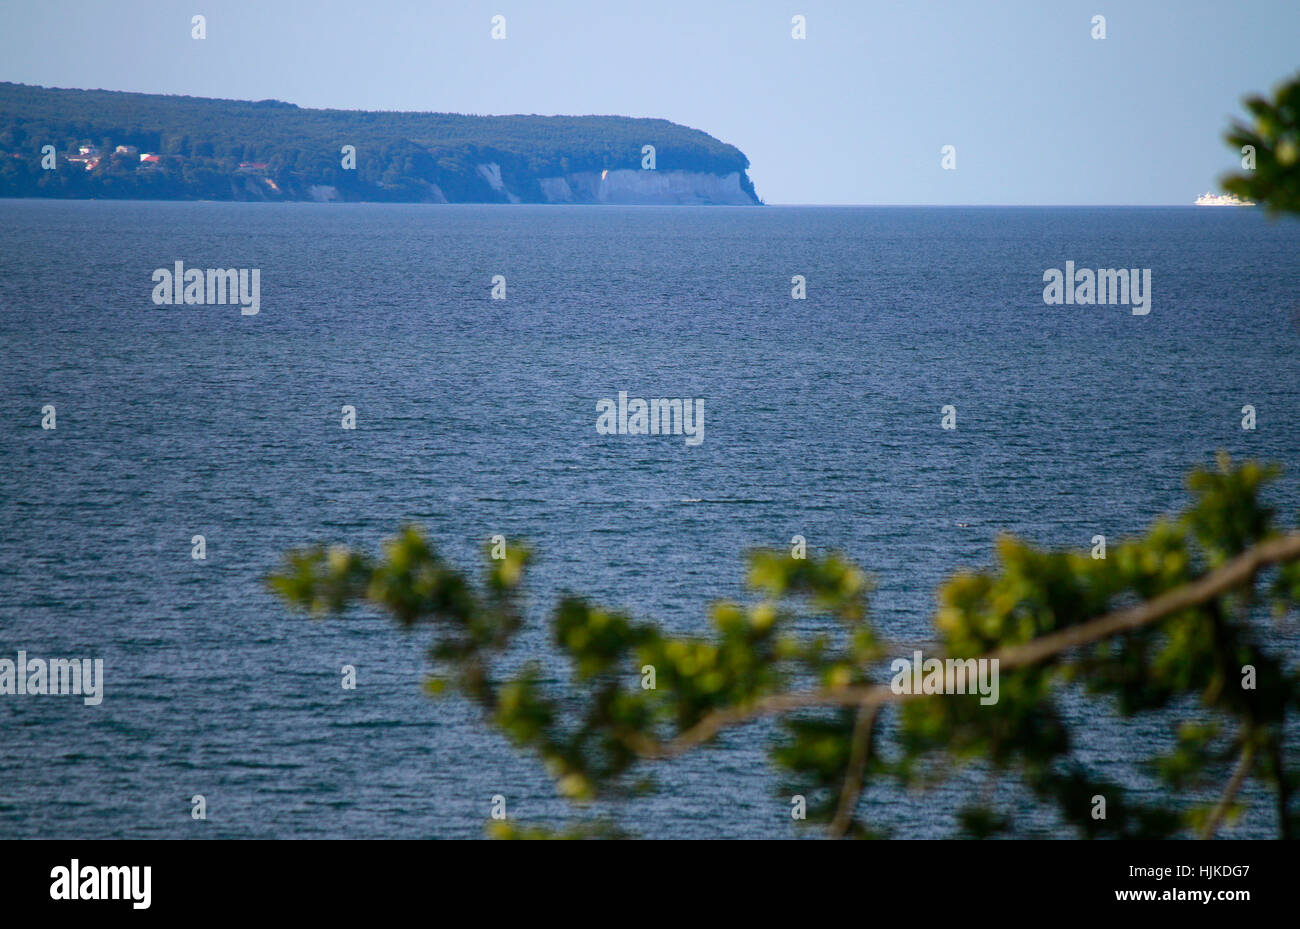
left=0, top=82, right=759, bottom=203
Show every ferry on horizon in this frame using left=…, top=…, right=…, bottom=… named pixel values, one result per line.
left=1194, top=191, right=1255, bottom=206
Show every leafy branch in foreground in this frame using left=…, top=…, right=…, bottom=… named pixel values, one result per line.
left=1222, top=70, right=1300, bottom=213
left=269, top=455, right=1300, bottom=838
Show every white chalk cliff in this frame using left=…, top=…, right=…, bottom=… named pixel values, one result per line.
left=482, top=163, right=758, bottom=205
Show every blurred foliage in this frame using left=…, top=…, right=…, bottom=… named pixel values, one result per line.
left=270, top=455, right=1300, bottom=838
left=1223, top=71, right=1300, bottom=214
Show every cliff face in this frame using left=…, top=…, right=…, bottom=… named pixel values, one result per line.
left=310, top=166, right=758, bottom=205
left=0, top=83, right=763, bottom=205
left=533, top=168, right=756, bottom=205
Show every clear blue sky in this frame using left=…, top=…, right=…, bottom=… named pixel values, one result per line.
left=1, top=0, right=1295, bottom=204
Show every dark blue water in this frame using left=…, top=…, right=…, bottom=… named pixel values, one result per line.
left=1, top=201, right=1298, bottom=838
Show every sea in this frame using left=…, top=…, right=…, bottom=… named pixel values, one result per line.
left=1, top=201, right=1298, bottom=838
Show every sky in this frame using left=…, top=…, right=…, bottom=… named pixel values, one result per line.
left=0, top=0, right=1296, bottom=205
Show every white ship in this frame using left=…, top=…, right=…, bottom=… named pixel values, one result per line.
left=1194, top=191, right=1255, bottom=206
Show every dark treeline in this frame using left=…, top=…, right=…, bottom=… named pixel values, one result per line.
left=0, top=82, right=757, bottom=202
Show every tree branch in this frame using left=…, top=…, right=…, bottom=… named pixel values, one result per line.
left=646, top=532, right=1300, bottom=759
left=1201, top=742, right=1255, bottom=839
left=829, top=703, right=879, bottom=838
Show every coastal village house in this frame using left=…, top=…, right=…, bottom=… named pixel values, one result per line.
left=67, top=143, right=100, bottom=170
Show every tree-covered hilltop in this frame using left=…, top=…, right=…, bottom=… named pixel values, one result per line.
left=0, top=82, right=760, bottom=203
